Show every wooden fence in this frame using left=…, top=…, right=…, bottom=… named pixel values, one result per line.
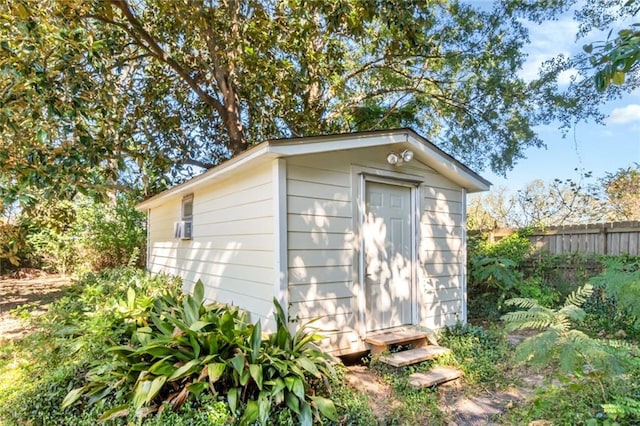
left=481, top=221, right=640, bottom=256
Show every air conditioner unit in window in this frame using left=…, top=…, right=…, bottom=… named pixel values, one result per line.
left=174, top=220, right=193, bottom=240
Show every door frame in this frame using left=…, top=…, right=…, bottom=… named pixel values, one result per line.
left=353, top=169, right=422, bottom=337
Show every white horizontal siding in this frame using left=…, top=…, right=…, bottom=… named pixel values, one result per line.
left=286, top=153, right=358, bottom=353
left=147, top=162, right=276, bottom=329
left=419, top=180, right=465, bottom=330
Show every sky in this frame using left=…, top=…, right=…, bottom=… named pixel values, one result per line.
left=468, top=2, right=640, bottom=192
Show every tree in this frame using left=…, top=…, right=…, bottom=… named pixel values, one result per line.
left=4, top=0, right=639, bottom=207
left=601, top=163, right=640, bottom=221
left=0, top=0, right=615, bottom=204
left=467, top=175, right=607, bottom=229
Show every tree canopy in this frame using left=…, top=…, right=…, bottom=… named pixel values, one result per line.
left=0, top=0, right=637, bottom=204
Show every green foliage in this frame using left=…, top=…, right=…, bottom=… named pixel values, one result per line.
left=468, top=230, right=534, bottom=318
left=0, top=0, right=620, bottom=204
left=63, top=281, right=337, bottom=425
left=438, top=323, right=511, bottom=386
left=526, top=251, right=604, bottom=296
left=589, top=257, right=640, bottom=325
left=140, top=396, right=231, bottom=426
left=472, top=230, right=533, bottom=265
left=502, top=284, right=634, bottom=376
left=515, top=276, right=561, bottom=307
left=0, top=220, right=26, bottom=271
left=470, top=257, right=521, bottom=292
left=585, top=24, right=640, bottom=91
left=16, top=194, right=145, bottom=273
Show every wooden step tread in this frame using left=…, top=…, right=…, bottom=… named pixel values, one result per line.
left=378, top=346, right=451, bottom=367
left=408, top=366, right=463, bottom=387
left=365, top=330, right=428, bottom=346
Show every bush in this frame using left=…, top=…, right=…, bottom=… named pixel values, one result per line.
left=63, top=281, right=338, bottom=425
left=582, top=257, right=640, bottom=340
left=467, top=230, right=534, bottom=319
left=17, top=194, right=145, bottom=274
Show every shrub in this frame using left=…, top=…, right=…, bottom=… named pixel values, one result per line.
left=467, top=230, right=534, bottom=319
left=63, top=281, right=338, bottom=425
left=16, top=194, right=145, bottom=274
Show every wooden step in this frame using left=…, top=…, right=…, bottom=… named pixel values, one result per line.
left=365, top=329, right=429, bottom=346
left=378, top=346, right=451, bottom=367
left=365, top=329, right=430, bottom=355
left=408, top=366, right=463, bottom=387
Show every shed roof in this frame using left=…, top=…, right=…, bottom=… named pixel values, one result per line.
left=137, top=128, right=491, bottom=210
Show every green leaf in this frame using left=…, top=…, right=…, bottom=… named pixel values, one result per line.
left=149, top=358, right=176, bottom=376
left=187, top=381, right=208, bottom=395
left=250, top=320, right=262, bottom=363
left=146, top=375, right=167, bottom=403
left=285, top=391, right=301, bottom=414
left=239, top=400, right=259, bottom=426
left=36, top=128, right=47, bottom=144
left=249, top=364, right=263, bottom=390
left=61, top=386, right=86, bottom=409
left=168, top=359, right=200, bottom=381
left=133, top=379, right=152, bottom=410
left=189, top=320, right=212, bottom=331
left=296, top=356, right=320, bottom=378
left=150, top=313, right=174, bottom=336
left=313, top=396, right=338, bottom=421
left=230, top=353, right=245, bottom=375
left=292, top=376, right=305, bottom=400
left=300, top=401, right=313, bottom=426
left=96, top=405, right=129, bottom=423
left=612, top=70, right=626, bottom=85
left=193, top=280, right=205, bottom=306
left=127, top=287, right=135, bottom=309
left=228, top=387, right=239, bottom=414
left=208, top=362, right=226, bottom=383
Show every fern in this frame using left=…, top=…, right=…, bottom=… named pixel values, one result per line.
left=502, top=285, right=626, bottom=377
left=563, top=283, right=593, bottom=308
left=503, top=297, right=540, bottom=310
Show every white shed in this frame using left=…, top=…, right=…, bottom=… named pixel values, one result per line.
left=137, top=129, right=490, bottom=355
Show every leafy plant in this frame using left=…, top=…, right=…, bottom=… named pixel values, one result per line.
left=63, top=281, right=338, bottom=425
left=502, top=284, right=630, bottom=376
left=589, top=258, right=640, bottom=326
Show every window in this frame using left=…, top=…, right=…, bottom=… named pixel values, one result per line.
left=174, top=194, right=194, bottom=240
left=182, top=194, right=193, bottom=221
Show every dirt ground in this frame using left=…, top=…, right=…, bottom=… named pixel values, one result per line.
left=0, top=270, right=71, bottom=340
left=344, top=363, right=536, bottom=425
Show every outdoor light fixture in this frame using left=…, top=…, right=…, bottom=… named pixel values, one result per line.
left=386, top=149, right=414, bottom=165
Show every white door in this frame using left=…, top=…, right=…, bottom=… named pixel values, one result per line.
left=364, top=181, right=413, bottom=331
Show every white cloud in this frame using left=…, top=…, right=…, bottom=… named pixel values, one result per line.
left=606, top=105, right=640, bottom=125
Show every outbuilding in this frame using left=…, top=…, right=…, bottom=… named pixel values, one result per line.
left=137, top=129, right=490, bottom=355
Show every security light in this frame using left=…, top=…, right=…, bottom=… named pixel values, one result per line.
left=386, top=149, right=414, bottom=165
